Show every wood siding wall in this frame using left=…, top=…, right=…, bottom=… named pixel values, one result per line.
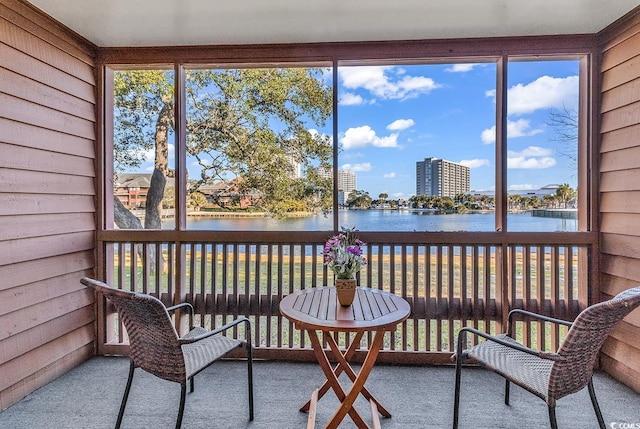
left=0, top=0, right=97, bottom=410
left=599, top=10, right=640, bottom=393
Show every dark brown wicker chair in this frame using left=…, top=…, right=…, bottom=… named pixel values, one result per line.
left=453, top=286, right=640, bottom=429
left=81, top=277, right=254, bottom=429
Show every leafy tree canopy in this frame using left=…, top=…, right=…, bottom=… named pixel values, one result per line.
left=113, top=67, right=334, bottom=227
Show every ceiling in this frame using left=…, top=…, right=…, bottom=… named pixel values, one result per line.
left=27, top=0, right=640, bottom=47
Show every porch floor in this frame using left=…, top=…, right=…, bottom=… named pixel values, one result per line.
left=2, top=356, right=639, bottom=428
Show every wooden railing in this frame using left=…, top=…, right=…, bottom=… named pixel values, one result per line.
left=96, top=231, right=596, bottom=364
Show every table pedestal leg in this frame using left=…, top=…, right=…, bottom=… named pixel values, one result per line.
left=324, top=332, right=391, bottom=418
left=304, top=329, right=388, bottom=429
left=301, top=331, right=364, bottom=412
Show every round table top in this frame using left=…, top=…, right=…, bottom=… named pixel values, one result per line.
left=279, top=287, right=411, bottom=332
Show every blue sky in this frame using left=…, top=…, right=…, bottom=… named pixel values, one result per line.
left=332, top=60, right=580, bottom=200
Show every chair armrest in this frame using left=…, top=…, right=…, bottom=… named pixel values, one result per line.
left=456, top=326, right=564, bottom=362
left=507, top=308, right=572, bottom=337
left=179, top=317, right=252, bottom=344
left=167, top=302, right=196, bottom=330
left=166, top=302, right=194, bottom=315
left=508, top=308, right=573, bottom=327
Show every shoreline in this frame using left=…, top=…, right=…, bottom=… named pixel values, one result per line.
left=187, top=211, right=313, bottom=218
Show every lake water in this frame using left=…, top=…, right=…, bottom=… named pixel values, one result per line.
left=169, top=210, right=577, bottom=232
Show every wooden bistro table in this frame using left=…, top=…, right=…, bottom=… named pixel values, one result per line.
left=280, top=286, right=411, bottom=429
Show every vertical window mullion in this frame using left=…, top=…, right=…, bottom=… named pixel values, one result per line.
left=332, top=61, right=339, bottom=232
left=175, top=63, right=187, bottom=230
left=496, top=56, right=508, bottom=233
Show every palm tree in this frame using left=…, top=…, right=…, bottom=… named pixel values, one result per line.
left=556, top=184, right=576, bottom=208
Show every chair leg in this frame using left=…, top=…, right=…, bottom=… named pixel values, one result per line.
left=453, top=349, right=463, bottom=429
left=587, top=378, right=606, bottom=429
left=548, top=405, right=558, bottom=429
left=247, top=342, right=254, bottom=421
left=504, top=380, right=510, bottom=405
left=116, top=361, right=136, bottom=429
left=176, top=382, right=187, bottom=429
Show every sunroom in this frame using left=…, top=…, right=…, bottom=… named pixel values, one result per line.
left=2, top=0, right=640, bottom=427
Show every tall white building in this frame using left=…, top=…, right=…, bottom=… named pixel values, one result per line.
left=318, top=168, right=357, bottom=205
left=416, top=157, right=470, bottom=197
left=284, top=154, right=302, bottom=179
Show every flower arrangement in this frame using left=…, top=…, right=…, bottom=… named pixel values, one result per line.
left=322, top=226, right=367, bottom=279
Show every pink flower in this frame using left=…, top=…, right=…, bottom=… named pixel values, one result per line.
left=322, top=226, right=367, bottom=279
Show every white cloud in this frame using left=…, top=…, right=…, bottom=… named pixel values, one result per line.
left=509, top=75, right=579, bottom=115
left=142, top=149, right=154, bottom=163
left=510, top=146, right=553, bottom=157
left=508, top=119, right=544, bottom=138
left=500, top=146, right=556, bottom=169
left=486, top=76, right=579, bottom=116
left=341, top=162, right=372, bottom=172
left=339, top=66, right=440, bottom=100
left=480, top=119, right=544, bottom=144
left=386, top=119, right=415, bottom=131
left=340, top=126, right=399, bottom=149
left=507, top=145, right=556, bottom=169
left=508, top=156, right=556, bottom=169
left=383, top=172, right=396, bottom=178
left=480, top=127, right=495, bottom=144
left=308, top=128, right=332, bottom=143
left=446, top=64, right=478, bottom=73
left=460, top=159, right=490, bottom=168
left=339, top=92, right=365, bottom=106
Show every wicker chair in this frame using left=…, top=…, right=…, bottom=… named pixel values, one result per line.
left=81, top=277, right=254, bottom=429
left=453, top=286, right=640, bottom=429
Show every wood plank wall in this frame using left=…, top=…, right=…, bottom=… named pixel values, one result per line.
left=599, top=9, right=640, bottom=393
left=0, top=0, right=97, bottom=410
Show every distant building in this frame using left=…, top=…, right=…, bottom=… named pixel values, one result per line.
left=114, top=173, right=175, bottom=209
left=197, top=178, right=253, bottom=208
left=513, top=184, right=561, bottom=198
left=416, top=157, right=470, bottom=198
left=470, top=184, right=564, bottom=199
left=284, top=154, right=302, bottom=179
left=114, top=173, right=255, bottom=210
left=318, top=168, right=357, bottom=205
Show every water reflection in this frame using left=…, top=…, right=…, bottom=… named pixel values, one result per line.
left=164, top=210, right=577, bottom=232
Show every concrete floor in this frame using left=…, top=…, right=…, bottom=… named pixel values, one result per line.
left=1, top=356, right=640, bottom=428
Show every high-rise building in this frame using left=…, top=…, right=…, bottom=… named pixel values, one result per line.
left=283, top=154, right=302, bottom=179
left=318, top=167, right=357, bottom=205
left=416, top=157, right=470, bottom=197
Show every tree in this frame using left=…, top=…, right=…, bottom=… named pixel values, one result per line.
left=547, top=106, right=578, bottom=169
left=555, top=183, right=576, bottom=208
left=543, top=193, right=558, bottom=208
left=113, top=67, right=334, bottom=229
left=187, top=192, right=208, bottom=210
left=434, top=196, right=455, bottom=211
left=347, top=190, right=372, bottom=209
left=508, top=194, right=522, bottom=211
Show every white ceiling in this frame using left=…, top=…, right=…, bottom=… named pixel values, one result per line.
left=27, top=0, right=640, bottom=47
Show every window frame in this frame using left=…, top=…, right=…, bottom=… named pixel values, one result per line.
left=99, top=37, right=596, bottom=234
